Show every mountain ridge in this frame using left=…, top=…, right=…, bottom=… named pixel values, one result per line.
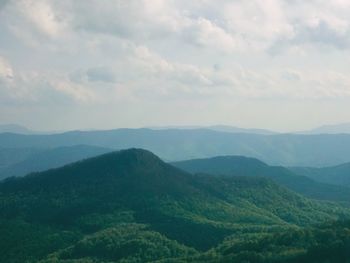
left=291, top=162, right=350, bottom=187
left=1, top=148, right=348, bottom=262
left=0, top=145, right=112, bottom=180
left=172, top=155, right=350, bottom=204
left=2, top=128, right=350, bottom=166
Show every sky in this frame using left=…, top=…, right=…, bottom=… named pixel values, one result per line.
left=0, top=0, right=350, bottom=132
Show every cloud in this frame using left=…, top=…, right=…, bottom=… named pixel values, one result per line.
left=0, top=56, right=13, bottom=80
left=1, top=0, right=350, bottom=130
left=14, top=0, right=67, bottom=38
left=0, top=56, right=95, bottom=104
left=4, top=0, right=350, bottom=52
left=86, top=67, right=116, bottom=83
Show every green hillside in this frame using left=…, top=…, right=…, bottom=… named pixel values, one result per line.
left=196, top=220, right=350, bottom=263
left=0, top=149, right=348, bottom=262
left=173, top=156, right=350, bottom=204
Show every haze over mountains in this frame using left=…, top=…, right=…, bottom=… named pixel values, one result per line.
left=148, top=125, right=277, bottom=135
left=0, top=124, right=34, bottom=134
left=3, top=127, right=350, bottom=167
left=304, top=123, right=350, bottom=134
left=4, top=122, right=350, bottom=135
left=0, top=145, right=112, bottom=180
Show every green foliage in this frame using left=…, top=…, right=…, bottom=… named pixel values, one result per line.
left=0, top=219, right=78, bottom=263
left=41, top=224, right=197, bottom=263
left=0, top=149, right=349, bottom=262
left=197, top=220, right=350, bottom=263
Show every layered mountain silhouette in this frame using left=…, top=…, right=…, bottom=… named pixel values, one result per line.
left=3, top=128, right=350, bottom=166
left=0, top=149, right=348, bottom=262
left=0, top=124, right=33, bottom=134
left=0, top=145, right=112, bottom=180
left=291, top=162, right=350, bottom=187
left=173, top=156, right=350, bottom=204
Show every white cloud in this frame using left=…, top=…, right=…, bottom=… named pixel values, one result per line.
left=15, top=0, right=67, bottom=38
left=1, top=0, right=350, bottom=130
left=0, top=56, right=13, bottom=80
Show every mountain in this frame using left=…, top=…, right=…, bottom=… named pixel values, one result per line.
left=149, top=125, right=277, bottom=135
left=2, top=128, right=350, bottom=166
left=0, top=145, right=112, bottom=180
left=0, top=124, right=33, bottom=134
left=305, top=122, right=350, bottom=134
left=0, top=147, right=45, bottom=169
left=291, top=162, right=350, bottom=187
left=0, top=149, right=348, bottom=263
left=208, top=125, right=277, bottom=134
left=172, top=156, right=350, bottom=204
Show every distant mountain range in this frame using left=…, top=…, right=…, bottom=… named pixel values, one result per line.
left=149, top=125, right=277, bottom=135
left=4, top=122, right=350, bottom=135
left=0, top=145, right=112, bottom=180
left=149, top=122, right=350, bottom=135
left=3, top=128, right=350, bottom=166
left=0, top=149, right=349, bottom=262
left=304, top=122, right=350, bottom=134
left=0, top=124, right=34, bottom=134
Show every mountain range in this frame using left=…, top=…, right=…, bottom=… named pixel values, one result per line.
left=0, top=149, right=349, bottom=263
left=173, top=156, right=350, bottom=205
left=3, top=128, right=350, bottom=166
left=304, top=122, right=350, bottom=134
left=0, top=145, right=112, bottom=180
left=0, top=124, right=34, bottom=134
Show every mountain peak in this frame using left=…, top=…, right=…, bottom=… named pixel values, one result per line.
left=0, top=148, right=192, bottom=197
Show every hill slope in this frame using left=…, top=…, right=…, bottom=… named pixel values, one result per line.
left=172, top=156, right=350, bottom=204
left=0, top=149, right=348, bottom=263
left=197, top=220, right=350, bottom=263
left=291, top=163, right=350, bottom=187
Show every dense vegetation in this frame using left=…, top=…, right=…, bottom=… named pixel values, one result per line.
left=197, top=220, right=350, bottom=263
left=173, top=156, right=350, bottom=204
left=0, top=149, right=349, bottom=262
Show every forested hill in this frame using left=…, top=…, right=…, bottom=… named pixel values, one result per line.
left=173, top=156, right=350, bottom=204
left=0, top=149, right=349, bottom=262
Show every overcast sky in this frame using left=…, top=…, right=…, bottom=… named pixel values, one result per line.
left=1, top=0, right=350, bottom=132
